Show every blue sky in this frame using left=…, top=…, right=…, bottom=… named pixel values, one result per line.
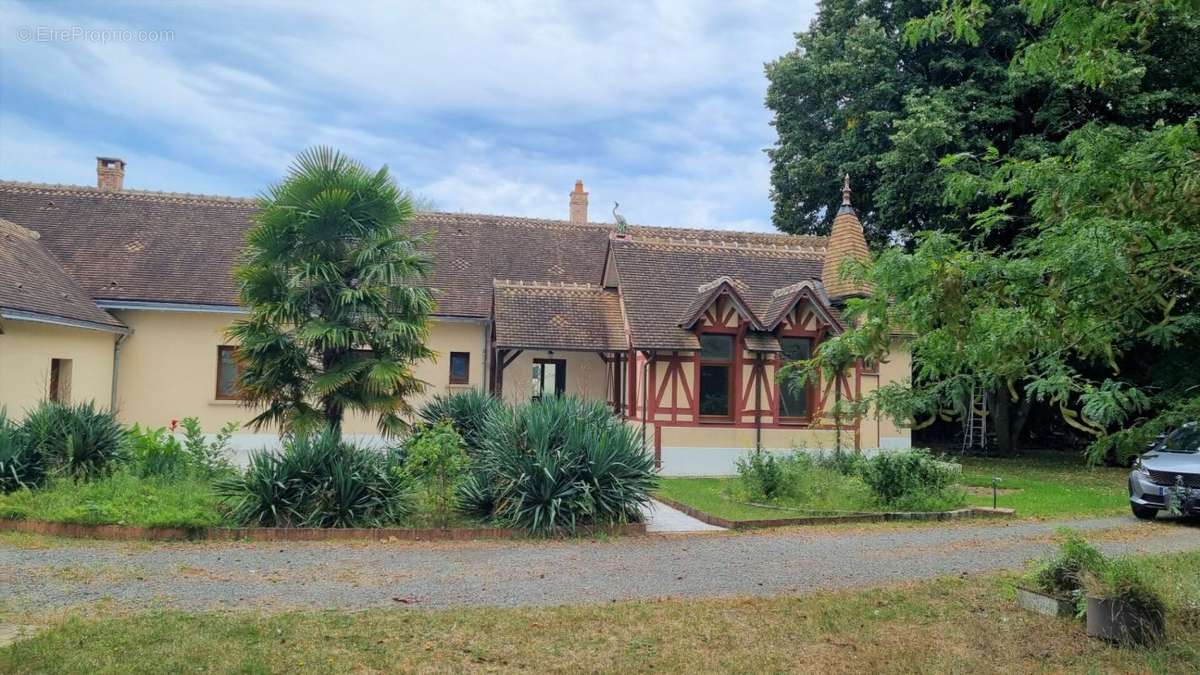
left=0, top=1, right=816, bottom=232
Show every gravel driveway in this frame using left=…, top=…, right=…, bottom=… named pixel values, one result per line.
left=3, top=517, right=1198, bottom=613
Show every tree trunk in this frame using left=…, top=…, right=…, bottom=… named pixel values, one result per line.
left=992, top=387, right=1014, bottom=456
left=991, top=388, right=1032, bottom=456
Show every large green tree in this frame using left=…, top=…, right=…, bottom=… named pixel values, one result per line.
left=783, top=0, right=1200, bottom=459
left=765, top=0, right=1200, bottom=246
left=229, top=147, right=436, bottom=436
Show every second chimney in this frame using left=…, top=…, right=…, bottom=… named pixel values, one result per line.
left=569, top=179, right=588, bottom=225
left=96, top=157, right=126, bottom=191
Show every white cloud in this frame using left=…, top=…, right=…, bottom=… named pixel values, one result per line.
left=0, top=0, right=816, bottom=232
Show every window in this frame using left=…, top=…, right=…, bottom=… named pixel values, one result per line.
left=532, top=359, right=566, bottom=400
left=49, top=358, right=72, bottom=403
left=698, top=334, right=733, bottom=419
left=449, top=351, right=470, bottom=384
left=215, top=346, right=243, bottom=400
left=779, top=337, right=813, bottom=419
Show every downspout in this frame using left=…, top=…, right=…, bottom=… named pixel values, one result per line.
left=109, top=332, right=129, bottom=413
left=481, top=320, right=492, bottom=393
left=640, top=350, right=655, bottom=448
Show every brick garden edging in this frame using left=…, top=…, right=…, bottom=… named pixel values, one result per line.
left=655, top=496, right=1015, bottom=530
left=0, top=518, right=646, bottom=542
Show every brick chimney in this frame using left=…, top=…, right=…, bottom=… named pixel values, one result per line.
left=96, top=157, right=126, bottom=191
left=821, top=174, right=872, bottom=300
left=569, top=179, right=588, bottom=225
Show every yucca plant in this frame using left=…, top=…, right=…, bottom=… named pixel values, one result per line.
left=216, top=430, right=411, bottom=528
left=21, top=401, right=126, bottom=479
left=418, top=390, right=502, bottom=455
left=475, top=397, right=657, bottom=535
left=0, top=409, right=42, bottom=492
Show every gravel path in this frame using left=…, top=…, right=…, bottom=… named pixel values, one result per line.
left=3, top=517, right=1198, bottom=613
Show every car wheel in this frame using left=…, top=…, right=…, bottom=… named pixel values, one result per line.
left=1131, top=503, right=1158, bottom=520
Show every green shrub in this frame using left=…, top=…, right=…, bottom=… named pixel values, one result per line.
left=21, top=401, right=127, bottom=479
left=1083, top=557, right=1167, bottom=620
left=858, top=449, right=965, bottom=511
left=418, top=390, right=502, bottom=454
left=735, top=451, right=818, bottom=501
left=0, top=409, right=42, bottom=493
left=0, top=470, right=225, bottom=529
left=811, top=449, right=866, bottom=476
left=402, top=422, right=469, bottom=527
left=179, top=417, right=237, bottom=477
left=127, top=424, right=189, bottom=478
left=1031, top=530, right=1107, bottom=597
left=216, top=431, right=410, bottom=528
left=474, top=397, right=657, bottom=534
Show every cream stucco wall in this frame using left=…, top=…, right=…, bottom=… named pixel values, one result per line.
left=111, top=310, right=485, bottom=436
left=0, top=319, right=117, bottom=418
left=499, top=349, right=611, bottom=405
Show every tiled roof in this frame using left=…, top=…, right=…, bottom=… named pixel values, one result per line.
left=821, top=205, right=872, bottom=299
left=0, top=182, right=829, bottom=321
left=743, top=332, right=782, bottom=352
left=492, top=281, right=626, bottom=351
left=678, top=277, right=758, bottom=330
left=610, top=236, right=827, bottom=350
left=0, top=218, right=124, bottom=330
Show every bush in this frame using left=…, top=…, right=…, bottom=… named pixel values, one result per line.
left=21, top=401, right=127, bottom=479
left=735, top=451, right=815, bottom=501
left=0, top=410, right=42, bottom=493
left=1083, top=557, right=1167, bottom=620
left=0, top=470, right=225, bottom=529
left=858, top=449, right=965, bottom=511
left=216, top=431, right=410, bottom=528
left=473, top=397, right=657, bottom=534
left=1032, top=530, right=1107, bottom=598
left=402, top=422, right=469, bottom=527
left=179, top=417, right=237, bottom=477
left=127, top=424, right=189, bottom=478
left=811, top=449, right=866, bottom=476
left=418, top=390, right=502, bottom=454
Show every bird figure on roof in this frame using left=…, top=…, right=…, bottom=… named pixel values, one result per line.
left=613, top=201, right=628, bottom=234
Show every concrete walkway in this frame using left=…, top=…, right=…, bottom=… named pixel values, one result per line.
left=3, top=517, right=1198, bottom=613
left=643, top=499, right=726, bottom=533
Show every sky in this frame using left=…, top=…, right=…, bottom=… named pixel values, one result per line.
left=0, top=1, right=816, bottom=232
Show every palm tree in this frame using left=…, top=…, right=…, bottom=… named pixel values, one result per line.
left=228, top=147, right=436, bottom=437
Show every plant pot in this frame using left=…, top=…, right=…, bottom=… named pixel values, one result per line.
left=1086, top=596, right=1165, bottom=646
left=1016, top=587, right=1076, bottom=618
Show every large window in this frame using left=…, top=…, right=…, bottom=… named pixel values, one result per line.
left=449, top=351, right=470, bottom=384
left=698, top=334, right=734, bottom=419
left=532, top=359, right=566, bottom=400
left=778, top=337, right=813, bottom=420
left=215, top=346, right=243, bottom=400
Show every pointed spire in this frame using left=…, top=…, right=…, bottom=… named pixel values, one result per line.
left=823, top=174, right=872, bottom=300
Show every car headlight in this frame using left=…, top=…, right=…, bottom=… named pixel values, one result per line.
left=1133, top=458, right=1148, bottom=475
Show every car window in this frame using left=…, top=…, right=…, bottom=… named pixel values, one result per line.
left=1162, top=425, right=1200, bottom=454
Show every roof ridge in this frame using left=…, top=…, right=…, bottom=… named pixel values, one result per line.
left=1, top=180, right=828, bottom=245
left=770, top=279, right=820, bottom=297
left=617, top=236, right=826, bottom=257
left=493, top=279, right=607, bottom=291
left=0, top=217, right=39, bottom=240
left=0, top=180, right=259, bottom=208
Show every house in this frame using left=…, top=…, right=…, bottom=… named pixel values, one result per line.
left=0, top=159, right=910, bottom=474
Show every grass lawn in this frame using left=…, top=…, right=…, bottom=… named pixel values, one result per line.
left=658, top=452, right=1130, bottom=522
left=0, top=472, right=226, bottom=529
left=5, top=550, right=1198, bottom=673
left=958, top=453, right=1130, bottom=518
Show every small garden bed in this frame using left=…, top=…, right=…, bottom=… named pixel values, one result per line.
left=0, top=394, right=658, bottom=540
left=657, top=448, right=1005, bottom=526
